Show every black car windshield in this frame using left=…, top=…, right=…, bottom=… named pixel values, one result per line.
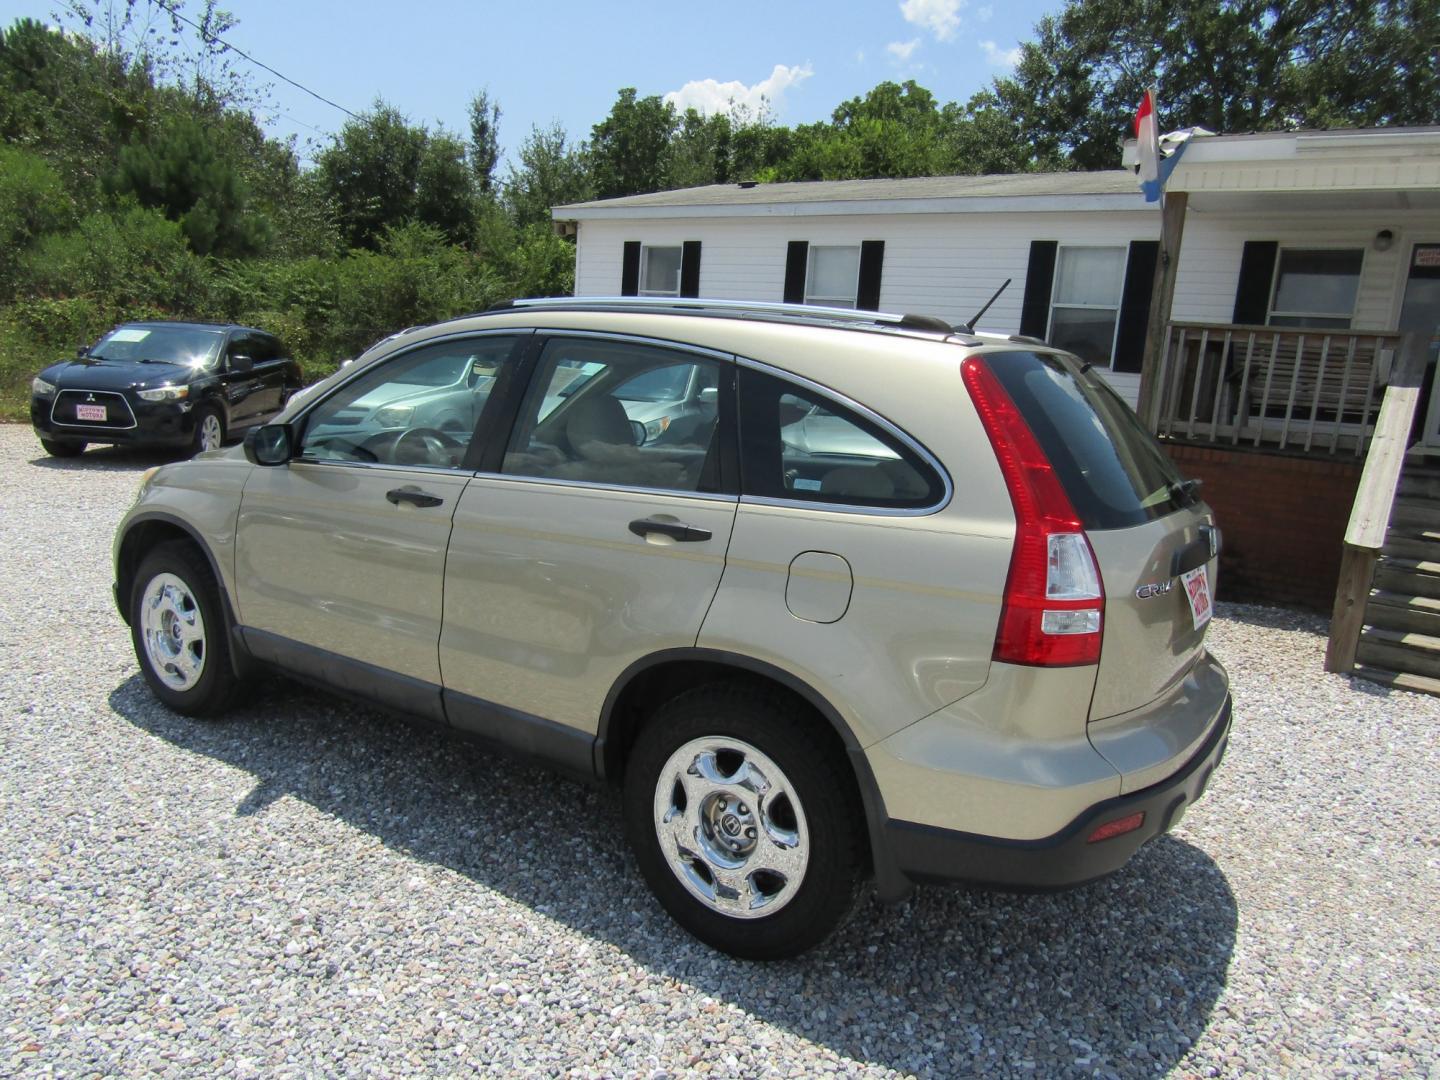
left=91, top=325, right=224, bottom=367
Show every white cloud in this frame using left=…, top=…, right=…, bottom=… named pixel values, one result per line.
left=664, top=63, right=814, bottom=118
left=887, top=38, right=921, bottom=62
left=900, top=0, right=964, bottom=42
left=980, top=40, right=1021, bottom=68
left=976, top=4, right=993, bottom=21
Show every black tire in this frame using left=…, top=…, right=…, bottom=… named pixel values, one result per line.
left=40, top=437, right=85, bottom=457
left=191, top=406, right=225, bottom=455
left=622, top=682, right=866, bottom=960
left=129, top=541, right=241, bottom=717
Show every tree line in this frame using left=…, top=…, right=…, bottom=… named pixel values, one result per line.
left=0, top=0, right=1433, bottom=416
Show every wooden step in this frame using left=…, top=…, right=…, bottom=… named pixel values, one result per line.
left=1382, top=526, right=1440, bottom=561
left=1365, top=590, right=1440, bottom=637
left=1392, top=495, right=1440, bottom=531
left=1375, top=558, right=1440, bottom=599
left=1352, top=664, right=1440, bottom=697
left=1399, top=461, right=1440, bottom=500
left=1355, top=626, right=1440, bottom=680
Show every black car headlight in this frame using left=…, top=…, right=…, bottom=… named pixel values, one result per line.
left=137, top=385, right=189, bottom=402
left=31, top=376, right=57, bottom=397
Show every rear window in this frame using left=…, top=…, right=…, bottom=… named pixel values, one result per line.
left=981, top=350, right=1194, bottom=530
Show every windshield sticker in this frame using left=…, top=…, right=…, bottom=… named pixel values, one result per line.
left=110, top=328, right=151, bottom=342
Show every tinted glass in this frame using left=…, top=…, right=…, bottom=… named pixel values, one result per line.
left=1049, top=307, right=1118, bottom=366
left=91, top=325, right=224, bottom=367
left=1271, top=249, right=1362, bottom=320
left=299, top=335, right=519, bottom=469
left=503, top=339, right=723, bottom=492
left=982, top=350, right=1193, bottom=530
left=738, top=367, right=942, bottom=508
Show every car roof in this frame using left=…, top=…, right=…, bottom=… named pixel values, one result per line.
left=116, top=320, right=271, bottom=335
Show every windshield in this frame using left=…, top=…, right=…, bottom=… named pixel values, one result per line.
left=981, top=350, right=1193, bottom=530
left=90, top=325, right=224, bottom=367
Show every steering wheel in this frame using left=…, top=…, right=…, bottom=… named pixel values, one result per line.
left=393, top=426, right=464, bottom=467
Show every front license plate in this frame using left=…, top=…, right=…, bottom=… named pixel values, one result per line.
left=76, top=404, right=107, bottom=421
left=1181, top=564, right=1213, bottom=630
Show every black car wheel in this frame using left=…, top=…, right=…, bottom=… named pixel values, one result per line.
left=129, top=541, right=241, bottom=717
left=192, top=407, right=225, bottom=455
left=39, top=438, right=85, bottom=458
left=623, top=683, right=866, bottom=960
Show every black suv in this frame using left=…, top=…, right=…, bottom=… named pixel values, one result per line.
left=30, top=321, right=303, bottom=457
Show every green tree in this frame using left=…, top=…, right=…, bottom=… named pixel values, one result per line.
left=0, top=145, right=77, bottom=293
left=107, top=114, right=269, bottom=256
left=468, top=89, right=502, bottom=196
left=589, top=88, right=677, bottom=197
left=989, top=0, right=1440, bottom=170
left=502, top=122, right=593, bottom=230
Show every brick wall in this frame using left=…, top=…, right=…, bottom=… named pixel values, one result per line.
left=1164, top=443, right=1360, bottom=612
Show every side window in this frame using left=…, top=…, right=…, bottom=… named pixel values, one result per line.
left=738, top=367, right=943, bottom=508
left=502, top=338, right=724, bottom=493
left=250, top=334, right=281, bottom=362
left=299, top=335, right=520, bottom=470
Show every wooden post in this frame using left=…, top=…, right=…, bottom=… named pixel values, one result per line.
left=1137, top=190, right=1189, bottom=432
left=1324, top=545, right=1379, bottom=673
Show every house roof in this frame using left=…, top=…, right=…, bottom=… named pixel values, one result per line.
left=553, top=170, right=1148, bottom=220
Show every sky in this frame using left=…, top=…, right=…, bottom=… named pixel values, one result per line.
left=1, top=0, right=1063, bottom=168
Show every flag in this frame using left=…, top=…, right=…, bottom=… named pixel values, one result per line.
left=1135, top=88, right=1161, bottom=201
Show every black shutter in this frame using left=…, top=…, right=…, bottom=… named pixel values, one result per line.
left=783, top=241, right=809, bottom=303
left=680, top=240, right=702, bottom=298
left=1019, top=240, right=1058, bottom=338
left=856, top=240, right=885, bottom=310
left=1112, top=240, right=1160, bottom=373
left=1232, top=241, right=1278, bottom=326
left=621, top=241, right=641, bottom=296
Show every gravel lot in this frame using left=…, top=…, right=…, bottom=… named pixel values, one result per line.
left=1, top=421, right=1437, bottom=1079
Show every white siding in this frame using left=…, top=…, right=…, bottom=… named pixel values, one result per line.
left=1171, top=209, right=1440, bottom=329
left=572, top=212, right=1159, bottom=334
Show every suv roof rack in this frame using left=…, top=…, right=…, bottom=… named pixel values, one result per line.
left=492, top=296, right=978, bottom=341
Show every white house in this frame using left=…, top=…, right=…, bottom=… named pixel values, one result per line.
left=553, top=126, right=1440, bottom=427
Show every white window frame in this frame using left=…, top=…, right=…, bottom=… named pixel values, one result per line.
left=804, top=245, right=861, bottom=308
left=1266, top=246, right=1364, bottom=329
left=638, top=245, right=682, bottom=298
left=1046, top=244, right=1127, bottom=367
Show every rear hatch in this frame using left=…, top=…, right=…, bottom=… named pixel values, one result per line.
left=982, top=349, right=1217, bottom=720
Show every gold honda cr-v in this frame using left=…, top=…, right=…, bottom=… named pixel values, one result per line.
left=113, top=298, right=1231, bottom=959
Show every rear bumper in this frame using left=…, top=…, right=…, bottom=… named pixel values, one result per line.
left=882, top=694, right=1230, bottom=890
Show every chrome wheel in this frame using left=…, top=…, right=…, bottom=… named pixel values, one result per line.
left=197, top=412, right=223, bottom=452
left=139, top=573, right=207, bottom=691
left=652, top=736, right=810, bottom=918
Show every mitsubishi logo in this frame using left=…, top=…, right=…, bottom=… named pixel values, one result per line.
left=85, top=393, right=96, bottom=402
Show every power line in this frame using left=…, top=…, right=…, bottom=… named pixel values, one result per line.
left=152, top=0, right=357, bottom=120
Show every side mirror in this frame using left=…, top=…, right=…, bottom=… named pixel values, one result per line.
left=244, top=423, right=294, bottom=466
left=697, top=385, right=719, bottom=404
left=229, top=353, right=254, bottom=373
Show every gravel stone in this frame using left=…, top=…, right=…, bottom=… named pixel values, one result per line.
left=1, top=423, right=1437, bottom=1078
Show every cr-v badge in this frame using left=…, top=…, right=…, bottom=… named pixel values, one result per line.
left=1136, top=580, right=1175, bottom=599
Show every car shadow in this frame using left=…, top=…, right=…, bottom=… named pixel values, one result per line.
left=26, top=442, right=194, bottom=472
left=108, top=674, right=1237, bottom=1076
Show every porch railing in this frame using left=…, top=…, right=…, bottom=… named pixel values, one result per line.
left=1150, top=322, right=1406, bottom=455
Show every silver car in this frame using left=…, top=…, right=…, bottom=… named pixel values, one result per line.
left=113, top=298, right=1231, bottom=959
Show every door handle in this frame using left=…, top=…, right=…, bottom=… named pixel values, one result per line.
left=387, top=485, right=444, bottom=508
left=628, top=518, right=712, bottom=542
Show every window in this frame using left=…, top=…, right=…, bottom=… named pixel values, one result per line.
left=502, top=339, right=723, bottom=492
left=640, top=246, right=683, bottom=297
left=1268, top=249, right=1363, bottom=329
left=737, top=367, right=943, bottom=509
left=1047, top=246, right=1127, bottom=367
left=805, top=246, right=861, bottom=308
left=299, top=335, right=519, bottom=469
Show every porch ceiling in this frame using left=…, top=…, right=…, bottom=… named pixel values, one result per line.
left=1186, top=188, right=1440, bottom=214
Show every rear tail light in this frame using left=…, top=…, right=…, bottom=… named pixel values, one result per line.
left=1086, top=812, right=1145, bottom=844
left=962, top=357, right=1105, bottom=666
